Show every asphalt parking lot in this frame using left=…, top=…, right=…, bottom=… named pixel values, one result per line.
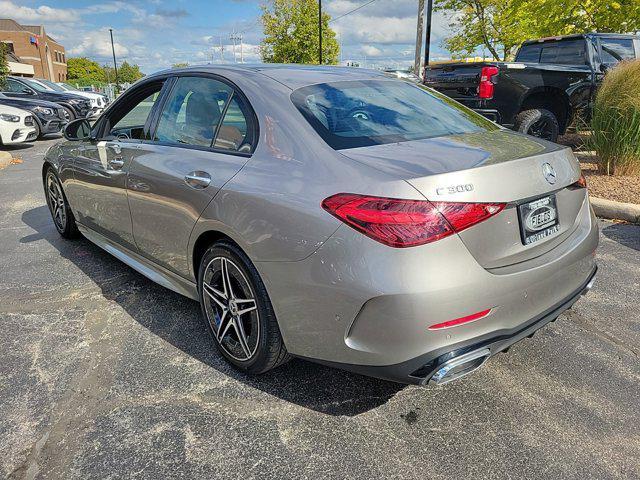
left=1, top=138, right=639, bottom=479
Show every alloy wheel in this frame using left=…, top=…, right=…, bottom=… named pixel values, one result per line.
left=528, top=118, right=555, bottom=140
left=202, top=256, right=260, bottom=361
left=46, top=173, right=66, bottom=230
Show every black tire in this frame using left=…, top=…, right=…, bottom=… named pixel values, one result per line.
left=61, top=106, right=76, bottom=121
left=514, top=108, right=559, bottom=142
left=198, top=241, right=290, bottom=374
left=44, top=168, right=80, bottom=239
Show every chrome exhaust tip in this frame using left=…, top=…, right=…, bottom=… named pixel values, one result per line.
left=426, top=348, right=491, bottom=385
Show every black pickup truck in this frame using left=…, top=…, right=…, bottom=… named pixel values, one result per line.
left=424, top=33, right=640, bottom=142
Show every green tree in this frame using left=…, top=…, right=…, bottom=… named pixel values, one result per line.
left=172, top=62, right=189, bottom=68
left=261, top=0, right=340, bottom=64
left=0, top=43, right=10, bottom=89
left=117, top=61, right=145, bottom=83
left=67, top=57, right=105, bottom=82
left=436, top=0, right=640, bottom=61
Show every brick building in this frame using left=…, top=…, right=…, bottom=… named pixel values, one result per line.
left=0, top=19, right=67, bottom=80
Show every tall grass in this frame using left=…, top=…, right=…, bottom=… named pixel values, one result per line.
left=589, top=60, right=640, bottom=176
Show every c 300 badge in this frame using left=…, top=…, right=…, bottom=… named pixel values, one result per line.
left=436, top=183, right=474, bottom=196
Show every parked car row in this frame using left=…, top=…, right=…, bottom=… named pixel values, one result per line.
left=0, top=75, right=109, bottom=146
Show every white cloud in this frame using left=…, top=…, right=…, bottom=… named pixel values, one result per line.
left=0, top=1, right=80, bottom=23
left=67, top=28, right=129, bottom=58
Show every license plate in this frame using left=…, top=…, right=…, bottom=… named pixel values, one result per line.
left=518, top=195, right=559, bottom=245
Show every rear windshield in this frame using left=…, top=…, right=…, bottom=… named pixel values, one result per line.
left=516, top=39, right=587, bottom=65
left=291, top=79, right=498, bottom=150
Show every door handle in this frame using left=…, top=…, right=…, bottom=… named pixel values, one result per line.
left=109, top=157, right=125, bottom=170
left=184, top=171, right=211, bottom=189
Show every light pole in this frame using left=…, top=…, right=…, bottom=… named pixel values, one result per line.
left=109, top=28, right=119, bottom=91
left=423, top=0, right=434, bottom=73
left=414, top=0, right=425, bottom=76
left=319, top=0, right=323, bottom=65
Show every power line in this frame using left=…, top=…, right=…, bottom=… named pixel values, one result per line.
left=329, top=0, right=379, bottom=23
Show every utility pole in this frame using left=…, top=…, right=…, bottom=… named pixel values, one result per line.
left=109, top=28, right=119, bottom=91
left=414, top=0, right=425, bottom=76
left=318, top=0, right=323, bottom=64
left=229, top=32, right=243, bottom=63
left=423, top=0, right=434, bottom=74
left=218, top=36, right=225, bottom=62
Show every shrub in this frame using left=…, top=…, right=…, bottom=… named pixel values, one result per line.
left=589, top=60, right=640, bottom=176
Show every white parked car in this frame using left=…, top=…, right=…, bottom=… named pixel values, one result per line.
left=30, top=79, right=108, bottom=118
left=0, top=105, right=37, bottom=144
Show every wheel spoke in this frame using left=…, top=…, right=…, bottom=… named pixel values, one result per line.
left=220, top=258, right=234, bottom=299
left=202, top=281, right=227, bottom=309
left=236, top=298, right=257, bottom=316
left=216, top=310, right=232, bottom=342
left=233, top=317, right=252, bottom=358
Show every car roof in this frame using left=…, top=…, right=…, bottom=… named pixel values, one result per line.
left=521, top=32, right=639, bottom=46
left=149, top=64, right=389, bottom=90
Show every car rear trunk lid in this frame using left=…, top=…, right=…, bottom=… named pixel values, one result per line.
left=339, top=130, right=586, bottom=268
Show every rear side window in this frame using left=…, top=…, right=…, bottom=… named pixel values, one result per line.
left=213, top=97, right=251, bottom=152
left=539, top=40, right=587, bottom=65
left=600, top=38, right=636, bottom=64
left=515, top=45, right=542, bottom=63
left=155, top=77, right=232, bottom=147
left=291, top=79, right=498, bottom=150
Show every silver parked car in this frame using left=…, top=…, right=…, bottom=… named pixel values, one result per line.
left=43, top=65, right=598, bottom=385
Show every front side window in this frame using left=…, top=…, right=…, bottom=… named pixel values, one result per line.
left=291, top=79, right=498, bottom=150
left=155, top=77, right=232, bottom=148
left=600, top=38, right=636, bottom=64
left=22, top=78, right=49, bottom=92
left=104, top=82, right=165, bottom=140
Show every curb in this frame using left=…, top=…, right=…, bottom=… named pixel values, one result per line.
left=0, top=151, right=12, bottom=169
left=590, top=196, right=640, bottom=224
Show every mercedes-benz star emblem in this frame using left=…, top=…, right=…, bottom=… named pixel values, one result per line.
left=542, top=163, right=557, bottom=185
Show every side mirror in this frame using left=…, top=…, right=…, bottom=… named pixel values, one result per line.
left=64, top=118, right=92, bottom=141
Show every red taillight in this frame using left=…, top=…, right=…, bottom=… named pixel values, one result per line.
left=478, top=66, right=499, bottom=99
left=428, top=308, right=492, bottom=330
left=321, top=193, right=505, bottom=248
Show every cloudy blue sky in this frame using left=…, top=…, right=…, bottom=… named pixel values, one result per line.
left=5, top=0, right=453, bottom=73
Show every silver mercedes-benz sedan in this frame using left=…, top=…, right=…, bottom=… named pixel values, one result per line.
left=43, top=65, right=598, bottom=385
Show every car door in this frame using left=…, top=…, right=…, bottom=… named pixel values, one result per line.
left=66, top=79, right=169, bottom=251
left=126, top=74, right=257, bottom=279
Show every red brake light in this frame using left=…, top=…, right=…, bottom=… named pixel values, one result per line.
left=478, top=66, right=499, bottom=99
left=321, top=193, right=505, bottom=248
left=428, top=308, right=492, bottom=330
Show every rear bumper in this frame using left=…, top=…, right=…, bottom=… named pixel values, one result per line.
left=259, top=190, right=599, bottom=383
left=324, top=266, right=597, bottom=385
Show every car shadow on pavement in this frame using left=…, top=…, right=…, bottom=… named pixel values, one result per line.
left=21, top=205, right=404, bottom=416
left=602, top=222, right=640, bottom=251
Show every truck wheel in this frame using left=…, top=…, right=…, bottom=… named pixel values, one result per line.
left=514, top=109, right=559, bottom=142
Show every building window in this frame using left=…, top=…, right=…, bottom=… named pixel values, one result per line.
left=62, top=53, right=65, bottom=63
left=2, top=42, right=14, bottom=54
